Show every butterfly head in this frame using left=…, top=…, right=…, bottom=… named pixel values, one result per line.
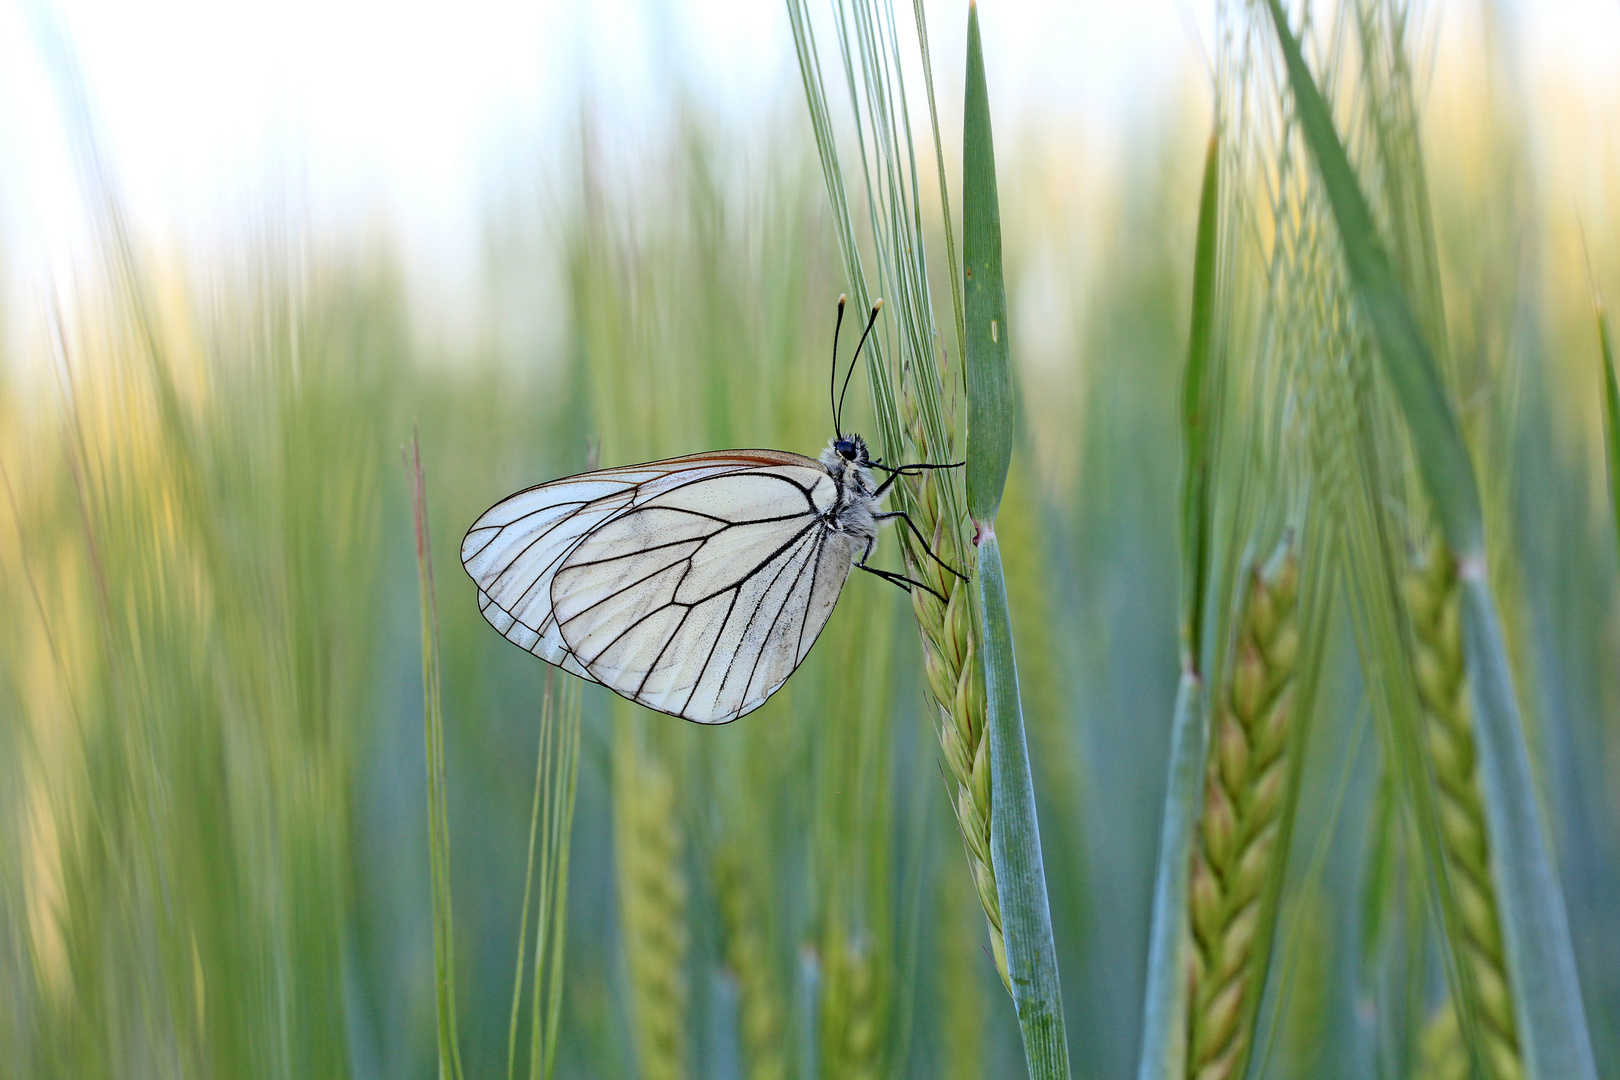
left=820, top=433, right=872, bottom=488
left=835, top=435, right=866, bottom=463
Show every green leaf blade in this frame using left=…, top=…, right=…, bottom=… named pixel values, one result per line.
left=962, top=2, right=1012, bottom=522
left=1180, top=131, right=1221, bottom=675
left=1460, top=577, right=1600, bottom=1080
left=978, top=533, right=1071, bottom=1080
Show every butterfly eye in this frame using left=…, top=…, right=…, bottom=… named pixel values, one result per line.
left=836, top=439, right=857, bottom=461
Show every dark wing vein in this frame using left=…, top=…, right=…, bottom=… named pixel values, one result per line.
left=636, top=604, right=694, bottom=700
left=462, top=497, right=588, bottom=563
left=797, top=529, right=825, bottom=662
left=559, top=534, right=712, bottom=573
left=736, top=527, right=825, bottom=712
left=705, top=526, right=820, bottom=714
left=678, top=591, right=740, bottom=718
left=556, top=518, right=820, bottom=658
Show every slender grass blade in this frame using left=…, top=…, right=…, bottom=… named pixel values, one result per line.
left=406, top=430, right=465, bottom=1080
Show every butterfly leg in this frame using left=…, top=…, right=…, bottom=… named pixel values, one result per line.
left=869, top=460, right=966, bottom=500
left=872, top=510, right=970, bottom=582
left=857, top=561, right=949, bottom=604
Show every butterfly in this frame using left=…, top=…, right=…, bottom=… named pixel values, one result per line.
left=461, top=297, right=965, bottom=724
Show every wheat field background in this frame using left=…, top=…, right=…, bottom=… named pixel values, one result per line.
left=1, top=2, right=1618, bottom=1078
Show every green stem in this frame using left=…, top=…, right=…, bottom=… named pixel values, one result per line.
left=1136, top=671, right=1204, bottom=1080
left=979, top=529, right=1071, bottom=1080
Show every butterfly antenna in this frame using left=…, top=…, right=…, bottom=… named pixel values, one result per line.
left=830, top=294, right=847, bottom=436
left=836, top=299, right=883, bottom=437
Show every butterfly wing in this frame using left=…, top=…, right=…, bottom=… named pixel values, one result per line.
left=548, top=455, right=856, bottom=723
left=462, top=451, right=853, bottom=722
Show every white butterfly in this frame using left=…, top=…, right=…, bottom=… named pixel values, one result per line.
left=461, top=299, right=963, bottom=724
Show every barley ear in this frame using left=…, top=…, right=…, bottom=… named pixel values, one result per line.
left=1187, top=550, right=1300, bottom=1080
left=715, top=844, right=785, bottom=1080
left=1405, top=541, right=1523, bottom=1080
left=911, top=465, right=1005, bottom=992
left=820, top=934, right=881, bottom=1080
left=899, top=359, right=1007, bottom=992
left=613, top=715, right=687, bottom=1080
left=1415, top=1002, right=1471, bottom=1080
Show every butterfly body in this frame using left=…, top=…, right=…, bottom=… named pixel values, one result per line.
left=818, top=432, right=882, bottom=559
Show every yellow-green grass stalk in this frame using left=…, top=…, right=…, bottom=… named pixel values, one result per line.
left=1250, top=5, right=1487, bottom=1071
left=784, top=0, right=1003, bottom=996
left=506, top=670, right=582, bottom=1080
left=1, top=44, right=393, bottom=1073
left=819, top=931, right=882, bottom=1080
left=1415, top=1001, right=1471, bottom=1080
left=408, top=431, right=466, bottom=1080
left=613, top=711, right=689, bottom=1080
left=714, top=841, right=786, bottom=1080
left=1333, top=356, right=1493, bottom=1080
left=1148, top=18, right=1339, bottom=1068
left=1262, top=3, right=1598, bottom=1077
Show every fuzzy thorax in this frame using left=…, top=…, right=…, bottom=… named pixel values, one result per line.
left=819, top=434, right=881, bottom=554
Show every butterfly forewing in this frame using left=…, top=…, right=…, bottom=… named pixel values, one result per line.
left=463, top=450, right=854, bottom=723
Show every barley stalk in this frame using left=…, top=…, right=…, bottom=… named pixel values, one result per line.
left=820, top=934, right=881, bottom=1080
left=937, top=853, right=986, bottom=1080
left=715, top=844, right=785, bottom=1080
left=1187, top=549, right=1300, bottom=1080
left=1415, top=1002, right=1470, bottom=1080
left=613, top=719, right=687, bottom=1080
left=896, top=366, right=1005, bottom=991
left=1404, top=541, right=1523, bottom=1080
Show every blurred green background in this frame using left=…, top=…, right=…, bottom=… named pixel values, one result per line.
left=1, top=2, right=1618, bottom=1078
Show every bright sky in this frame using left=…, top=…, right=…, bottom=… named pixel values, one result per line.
left=1, top=0, right=1617, bottom=330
